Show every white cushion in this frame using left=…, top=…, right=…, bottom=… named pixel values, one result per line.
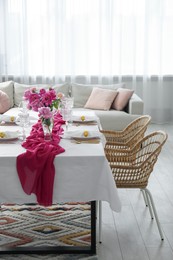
left=14, top=82, right=70, bottom=107
left=53, top=83, right=70, bottom=97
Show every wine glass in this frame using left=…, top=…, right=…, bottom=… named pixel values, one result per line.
left=18, top=100, right=29, bottom=113
left=66, top=97, right=74, bottom=109
left=61, top=107, right=72, bottom=131
left=16, top=101, right=30, bottom=140
left=61, top=97, right=74, bottom=126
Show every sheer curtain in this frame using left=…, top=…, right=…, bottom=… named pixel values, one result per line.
left=0, top=0, right=173, bottom=123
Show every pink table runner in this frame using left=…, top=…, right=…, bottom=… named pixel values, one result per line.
left=17, top=113, right=65, bottom=206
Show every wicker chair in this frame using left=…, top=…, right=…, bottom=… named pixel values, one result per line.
left=99, top=130, right=168, bottom=242
left=100, top=115, right=151, bottom=150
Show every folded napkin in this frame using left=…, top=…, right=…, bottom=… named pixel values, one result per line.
left=0, top=114, right=16, bottom=124
left=71, top=115, right=97, bottom=123
left=63, top=129, right=101, bottom=140
left=17, top=113, right=65, bottom=206
left=0, top=130, right=19, bottom=140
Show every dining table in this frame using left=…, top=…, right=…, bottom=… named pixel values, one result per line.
left=0, top=109, right=121, bottom=255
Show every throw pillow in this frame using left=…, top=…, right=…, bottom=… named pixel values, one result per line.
left=112, top=88, right=134, bottom=111
left=0, top=81, right=14, bottom=107
left=0, top=90, right=11, bottom=113
left=71, top=82, right=125, bottom=108
left=84, top=87, right=118, bottom=110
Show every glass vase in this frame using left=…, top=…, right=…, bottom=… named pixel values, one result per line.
left=42, top=118, right=53, bottom=141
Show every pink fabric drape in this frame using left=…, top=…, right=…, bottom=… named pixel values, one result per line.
left=17, top=113, right=65, bottom=206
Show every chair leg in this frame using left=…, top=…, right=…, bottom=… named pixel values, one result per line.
left=141, top=189, right=154, bottom=219
left=143, top=189, right=154, bottom=219
left=145, top=188, right=164, bottom=240
left=141, top=189, right=148, bottom=206
left=96, top=200, right=98, bottom=219
left=99, top=200, right=102, bottom=243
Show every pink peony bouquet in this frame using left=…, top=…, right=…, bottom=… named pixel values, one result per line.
left=23, top=87, right=64, bottom=112
left=24, top=87, right=64, bottom=130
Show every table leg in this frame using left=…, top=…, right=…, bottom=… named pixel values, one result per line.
left=91, top=201, right=97, bottom=254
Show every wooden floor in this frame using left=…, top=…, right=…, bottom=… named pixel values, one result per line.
left=97, top=123, right=173, bottom=260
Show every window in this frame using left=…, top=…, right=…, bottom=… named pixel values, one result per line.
left=0, top=0, right=173, bottom=77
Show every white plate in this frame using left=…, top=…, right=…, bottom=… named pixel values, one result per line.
left=0, top=132, right=19, bottom=141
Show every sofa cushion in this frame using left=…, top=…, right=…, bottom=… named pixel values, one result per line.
left=112, top=88, right=134, bottom=111
left=0, top=81, right=14, bottom=108
left=0, top=90, right=11, bottom=113
left=71, top=83, right=125, bottom=108
left=14, top=82, right=70, bottom=107
left=53, top=83, right=70, bottom=97
left=95, top=109, right=139, bottom=131
left=84, top=87, right=118, bottom=110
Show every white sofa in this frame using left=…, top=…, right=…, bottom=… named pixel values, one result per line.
left=0, top=81, right=144, bottom=131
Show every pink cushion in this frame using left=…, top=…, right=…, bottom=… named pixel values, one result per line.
left=112, top=88, right=134, bottom=111
left=84, top=87, right=118, bottom=110
left=0, top=90, right=11, bottom=113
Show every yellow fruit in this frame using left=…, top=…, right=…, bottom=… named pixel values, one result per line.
left=10, top=116, right=15, bottom=122
left=81, top=115, right=85, bottom=121
left=83, top=130, right=89, bottom=137
left=0, top=132, right=6, bottom=138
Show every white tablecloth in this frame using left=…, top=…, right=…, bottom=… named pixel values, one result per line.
left=0, top=110, right=121, bottom=212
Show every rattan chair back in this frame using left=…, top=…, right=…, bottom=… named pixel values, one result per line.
left=101, top=115, right=151, bottom=149
left=107, top=131, right=167, bottom=189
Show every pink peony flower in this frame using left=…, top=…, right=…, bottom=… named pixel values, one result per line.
left=49, top=89, right=57, bottom=100
left=30, top=87, right=37, bottom=93
left=29, top=93, right=40, bottom=103
left=39, top=88, right=46, bottom=95
left=38, top=107, right=53, bottom=119
left=23, top=89, right=31, bottom=100
left=42, top=92, right=53, bottom=106
left=57, top=92, right=64, bottom=99
left=28, top=93, right=40, bottom=111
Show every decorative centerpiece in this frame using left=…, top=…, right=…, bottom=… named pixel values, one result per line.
left=23, top=87, right=64, bottom=140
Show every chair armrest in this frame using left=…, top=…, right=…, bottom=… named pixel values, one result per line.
left=126, top=93, right=144, bottom=115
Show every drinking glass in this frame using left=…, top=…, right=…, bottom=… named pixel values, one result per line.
left=66, top=97, right=74, bottom=109
left=16, top=101, right=30, bottom=140
left=18, top=100, right=29, bottom=113
left=61, top=97, right=74, bottom=126
left=61, top=107, right=72, bottom=131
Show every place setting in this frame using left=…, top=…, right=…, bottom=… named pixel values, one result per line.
left=0, top=130, right=19, bottom=140
left=62, top=128, right=102, bottom=144
left=0, top=114, right=17, bottom=125
left=71, top=114, right=98, bottom=126
left=0, top=130, right=22, bottom=144
left=0, top=101, right=31, bottom=143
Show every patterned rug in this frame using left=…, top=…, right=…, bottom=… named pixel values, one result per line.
left=0, top=203, right=98, bottom=259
